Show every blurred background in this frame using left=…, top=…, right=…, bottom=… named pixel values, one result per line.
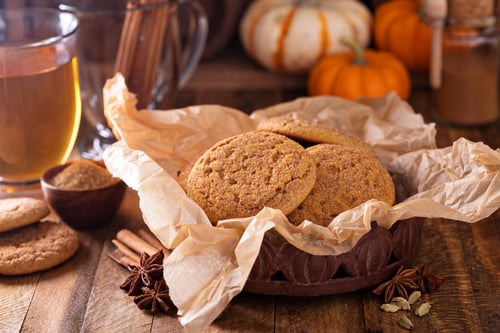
left=0, top=0, right=384, bottom=60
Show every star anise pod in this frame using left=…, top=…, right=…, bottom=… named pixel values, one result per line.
left=415, top=263, right=447, bottom=293
left=372, top=265, right=418, bottom=302
left=120, top=250, right=164, bottom=296
left=134, top=279, right=178, bottom=315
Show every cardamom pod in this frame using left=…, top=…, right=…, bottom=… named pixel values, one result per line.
left=398, top=315, right=414, bottom=330
left=415, top=302, right=431, bottom=317
left=391, top=296, right=410, bottom=310
left=380, top=303, right=400, bottom=313
left=407, top=291, right=421, bottom=305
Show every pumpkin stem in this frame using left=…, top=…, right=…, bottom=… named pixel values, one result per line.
left=341, top=37, right=365, bottom=66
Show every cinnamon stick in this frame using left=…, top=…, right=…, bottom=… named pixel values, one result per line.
left=109, top=228, right=169, bottom=269
left=108, top=244, right=140, bottom=267
left=111, top=239, right=142, bottom=264
left=114, top=0, right=171, bottom=108
left=114, top=2, right=143, bottom=80
left=116, top=228, right=159, bottom=256
left=136, top=228, right=170, bottom=254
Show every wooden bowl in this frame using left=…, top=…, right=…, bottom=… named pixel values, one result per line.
left=244, top=218, right=423, bottom=296
left=244, top=173, right=424, bottom=296
left=41, top=160, right=127, bottom=230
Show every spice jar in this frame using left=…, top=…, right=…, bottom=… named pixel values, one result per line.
left=433, top=21, right=499, bottom=126
left=448, top=0, right=494, bottom=23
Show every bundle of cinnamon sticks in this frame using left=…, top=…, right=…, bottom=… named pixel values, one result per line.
left=108, top=228, right=169, bottom=268
left=114, top=0, right=171, bottom=109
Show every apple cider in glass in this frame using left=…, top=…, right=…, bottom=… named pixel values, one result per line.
left=0, top=8, right=81, bottom=193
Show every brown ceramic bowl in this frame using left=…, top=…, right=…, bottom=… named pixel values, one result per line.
left=244, top=174, right=424, bottom=296
left=41, top=160, right=127, bottom=230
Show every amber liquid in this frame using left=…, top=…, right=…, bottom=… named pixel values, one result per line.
left=0, top=57, right=81, bottom=187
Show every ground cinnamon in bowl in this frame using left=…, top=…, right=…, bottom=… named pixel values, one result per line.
left=41, top=159, right=127, bottom=229
left=51, top=159, right=116, bottom=190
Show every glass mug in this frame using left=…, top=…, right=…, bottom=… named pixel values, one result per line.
left=57, top=0, right=208, bottom=159
left=0, top=8, right=81, bottom=194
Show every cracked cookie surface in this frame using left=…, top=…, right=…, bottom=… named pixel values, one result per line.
left=186, top=131, right=316, bottom=224
left=0, top=221, right=79, bottom=275
left=287, top=144, right=395, bottom=227
left=257, top=117, right=375, bottom=156
left=0, top=197, right=50, bottom=232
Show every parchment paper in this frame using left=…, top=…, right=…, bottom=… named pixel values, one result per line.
left=102, top=74, right=500, bottom=332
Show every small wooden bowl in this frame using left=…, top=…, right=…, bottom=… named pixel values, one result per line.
left=41, top=160, right=127, bottom=230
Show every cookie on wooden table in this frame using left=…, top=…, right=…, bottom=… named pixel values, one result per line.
left=0, top=220, right=79, bottom=275
left=257, top=117, right=375, bottom=156
left=186, top=130, right=316, bottom=224
left=287, top=144, right=395, bottom=227
left=0, top=197, right=50, bottom=232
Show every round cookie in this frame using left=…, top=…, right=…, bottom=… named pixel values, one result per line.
left=176, top=160, right=194, bottom=193
left=0, top=197, right=50, bottom=232
left=186, top=130, right=316, bottom=224
left=0, top=220, right=79, bottom=275
left=287, top=144, right=395, bottom=227
left=257, top=117, right=375, bottom=156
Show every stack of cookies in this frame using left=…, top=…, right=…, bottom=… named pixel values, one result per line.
left=0, top=197, right=79, bottom=275
left=181, top=117, right=395, bottom=227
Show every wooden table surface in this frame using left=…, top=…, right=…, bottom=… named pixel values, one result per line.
left=1, top=45, right=499, bottom=333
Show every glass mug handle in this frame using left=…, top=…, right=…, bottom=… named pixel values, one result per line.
left=177, top=0, right=208, bottom=88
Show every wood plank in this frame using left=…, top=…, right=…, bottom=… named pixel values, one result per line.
left=417, top=219, right=483, bottom=332
left=274, top=292, right=363, bottom=332
left=364, top=284, right=440, bottom=333
left=457, top=215, right=500, bottom=332
left=0, top=274, right=39, bottom=333
left=150, top=313, right=184, bottom=333
left=361, top=217, right=490, bottom=333
left=362, top=289, right=404, bottom=333
left=81, top=243, right=155, bottom=332
left=153, top=292, right=278, bottom=333
left=80, top=190, right=156, bottom=332
left=208, top=293, right=275, bottom=332
left=20, top=228, right=105, bottom=333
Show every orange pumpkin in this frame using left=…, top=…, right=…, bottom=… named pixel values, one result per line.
left=373, top=0, right=432, bottom=72
left=308, top=39, right=411, bottom=100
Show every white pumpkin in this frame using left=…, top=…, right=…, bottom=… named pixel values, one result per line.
left=240, top=0, right=372, bottom=73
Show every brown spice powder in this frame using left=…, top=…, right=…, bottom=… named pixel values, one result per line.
left=434, top=28, right=498, bottom=126
left=51, top=160, right=116, bottom=190
left=448, top=0, right=494, bottom=21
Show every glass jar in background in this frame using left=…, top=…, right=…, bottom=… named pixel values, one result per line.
left=433, top=19, right=499, bottom=126
left=447, top=0, right=494, bottom=23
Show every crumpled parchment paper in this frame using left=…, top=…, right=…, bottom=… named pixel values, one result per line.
left=102, top=74, right=500, bottom=332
